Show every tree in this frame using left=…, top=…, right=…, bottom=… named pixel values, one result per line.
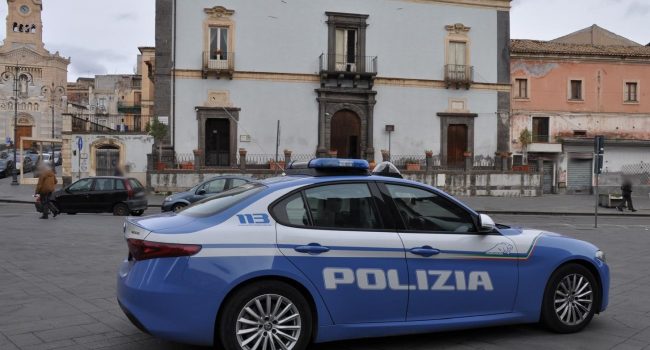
left=146, top=118, right=168, bottom=163
left=519, top=128, right=532, bottom=165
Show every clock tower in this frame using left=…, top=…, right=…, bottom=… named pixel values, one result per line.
left=5, top=0, right=44, bottom=51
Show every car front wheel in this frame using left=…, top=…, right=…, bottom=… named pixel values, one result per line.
left=219, top=281, right=313, bottom=350
left=541, top=263, right=599, bottom=333
left=113, top=203, right=130, bottom=216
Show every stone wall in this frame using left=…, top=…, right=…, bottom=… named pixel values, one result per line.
left=149, top=170, right=541, bottom=197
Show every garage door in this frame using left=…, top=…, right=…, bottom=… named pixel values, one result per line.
left=567, top=158, right=592, bottom=194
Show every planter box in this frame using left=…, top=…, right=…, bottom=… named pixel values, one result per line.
left=155, top=162, right=166, bottom=171
left=270, top=161, right=286, bottom=171
left=180, top=162, right=194, bottom=170
left=406, top=163, right=421, bottom=171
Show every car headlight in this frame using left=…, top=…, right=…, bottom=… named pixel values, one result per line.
left=596, top=250, right=606, bottom=263
left=165, top=196, right=173, bottom=202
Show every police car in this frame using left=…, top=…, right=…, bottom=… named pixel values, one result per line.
left=117, top=159, right=609, bottom=350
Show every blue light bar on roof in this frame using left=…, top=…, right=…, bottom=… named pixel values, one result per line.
left=308, top=158, right=369, bottom=170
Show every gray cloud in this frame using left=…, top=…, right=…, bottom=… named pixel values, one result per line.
left=625, top=1, right=650, bottom=17
left=114, top=13, right=138, bottom=22
left=48, top=44, right=129, bottom=78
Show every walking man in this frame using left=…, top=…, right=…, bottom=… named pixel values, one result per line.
left=35, top=164, right=58, bottom=219
left=617, top=176, right=637, bottom=212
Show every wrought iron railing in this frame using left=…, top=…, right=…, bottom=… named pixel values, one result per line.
left=444, top=64, right=474, bottom=86
left=532, top=134, right=550, bottom=143
left=71, top=114, right=154, bottom=133
left=319, top=53, right=378, bottom=74
left=203, top=51, right=235, bottom=72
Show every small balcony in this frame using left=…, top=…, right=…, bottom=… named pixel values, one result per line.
left=444, top=64, right=474, bottom=89
left=319, top=53, right=377, bottom=89
left=117, top=102, right=142, bottom=114
left=203, top=51, right=235, bottom=79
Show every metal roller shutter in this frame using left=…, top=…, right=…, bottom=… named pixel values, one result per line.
left=567, top=158, right=592, bottom=193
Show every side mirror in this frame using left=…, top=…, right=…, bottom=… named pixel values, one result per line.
left=197, top=189, right=207, bottom=196
left=478, top=214, right=497, bottom=233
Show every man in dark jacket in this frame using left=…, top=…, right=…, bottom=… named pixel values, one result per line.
left=617, top=176, right=637, bottom=212
left=35, top=165, right=58, bottom=219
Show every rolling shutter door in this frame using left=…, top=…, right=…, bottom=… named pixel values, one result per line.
left=567, top=158, right=592, bottom=193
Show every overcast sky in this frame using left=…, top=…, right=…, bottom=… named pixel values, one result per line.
left=1, top=0, right=648, bottom=82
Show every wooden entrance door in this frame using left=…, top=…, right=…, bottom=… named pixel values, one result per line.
left=16, top=126, right=32, bottom=149
left=447, top=124, right=468, bottom=168
left=205, top=119, right=230, bottom=167
left=330, top=110, right=361, bottom=159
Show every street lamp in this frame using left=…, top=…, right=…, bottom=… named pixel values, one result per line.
left=1, top=65, right=32, bottom=186
left=42, top=83, right=65, bottom=161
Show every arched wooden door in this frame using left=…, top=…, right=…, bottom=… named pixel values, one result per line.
left=330, top=110, right=361, bottom=159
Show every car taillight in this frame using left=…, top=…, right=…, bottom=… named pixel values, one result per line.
left=127, top=239, right=202, bottom=261
left=125, top=181, right=134, bottom=199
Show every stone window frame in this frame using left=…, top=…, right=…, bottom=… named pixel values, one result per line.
left=196, top=107, right=240, bottom=167
left=444, top=24, right=472, bottom=69
left=203, top=7, right=236, bottom=66
left=623, top=80, right=640, bottom=104
left=567, top=78, right=585, bottom=102
left=325, top=12, right=369, bottom=71
left=513, top=77, right=530, bottom=100
left=437, top=112, right=477, bottom=166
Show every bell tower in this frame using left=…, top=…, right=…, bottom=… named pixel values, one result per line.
left=5, top=0, right=44, bottom=51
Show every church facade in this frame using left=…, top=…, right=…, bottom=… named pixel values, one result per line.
left=0, top=0, right=69, bottom=148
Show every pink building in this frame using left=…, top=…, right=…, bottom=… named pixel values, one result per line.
left=511, top=25, right=650, bottom=194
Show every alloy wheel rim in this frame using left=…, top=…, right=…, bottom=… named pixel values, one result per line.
left=236, top=294, right=302, bottom=350
left=554, top=273, right=593, bottom=326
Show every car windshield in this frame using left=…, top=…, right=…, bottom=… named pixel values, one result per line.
left=180, top=183, right=267, bottom=218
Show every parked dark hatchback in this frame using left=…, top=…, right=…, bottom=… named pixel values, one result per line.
left=161, top=175, right=252, bottom=212
left=41, top=177, right=148, bottom=216
left=0, top=159, right=14, bottom=178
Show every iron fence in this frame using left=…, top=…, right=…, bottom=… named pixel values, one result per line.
left=71, top=114, right=154, bottom=134
left=319, top=53, right=378, bottom=74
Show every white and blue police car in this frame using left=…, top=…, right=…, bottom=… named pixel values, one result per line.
left=117, top=159, right=609, bottom=350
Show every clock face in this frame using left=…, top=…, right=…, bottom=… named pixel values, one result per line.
left=20, top=5, right=30, bottom=14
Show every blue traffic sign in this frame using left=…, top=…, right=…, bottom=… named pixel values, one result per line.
left=77, top=137, right=83, bottom=151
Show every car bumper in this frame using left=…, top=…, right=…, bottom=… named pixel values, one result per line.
left=160, top=202, right=175, bottom=212
left=126, top=199, right=148, bottom=211
left=116, top=258, right=218, bottom=346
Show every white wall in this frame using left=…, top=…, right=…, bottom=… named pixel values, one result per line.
left=175, top=0, right=499, bottom=83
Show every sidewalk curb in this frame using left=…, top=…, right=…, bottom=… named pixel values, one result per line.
left=0, top=199, right=163, bottom=208
left=1, top=199, right=647, bottom=216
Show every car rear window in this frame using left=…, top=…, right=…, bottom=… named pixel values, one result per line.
left=180, top=183, right=266, bottom=218
left=128, top=179, right=143, bottom=189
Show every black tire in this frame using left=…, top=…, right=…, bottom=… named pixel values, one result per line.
left=541, top=264, right=599, bottom=333
left=113, top=203, right=130, bottom=216
left=218, top=281, right=313, bottom=350
left=171, top=203, right=187, bottom=213
left=130, top=210, right=145, bottom=217
left=66, top=212, right=77, bottom=215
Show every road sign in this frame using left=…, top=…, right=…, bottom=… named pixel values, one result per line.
left=77, top=137, right=83, bottom=151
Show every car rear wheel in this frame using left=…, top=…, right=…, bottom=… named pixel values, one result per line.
left=541, top=264, right=599, bottom=333
left=171, top=203, right=187, bottom=212
left=113, top=203, right=130, bottom=216
left=219, top=281, right=312, bottom=350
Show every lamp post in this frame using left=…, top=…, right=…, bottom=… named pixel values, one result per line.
left=1, top=65, right=31, bottom=186
left=42, top=83, right=65, bottom=162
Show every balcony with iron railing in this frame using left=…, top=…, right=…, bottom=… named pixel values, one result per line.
left=117, top=102, right=142, bottom=114
left=70, top=114, right=153, bottom=134
left=203, top=51, right=235, bottom=79
left=444, top=64, right=474, bottom=89
left=319, top=54, right=377, bottom=88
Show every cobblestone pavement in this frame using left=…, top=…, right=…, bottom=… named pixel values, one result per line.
left=1, top=203, right=649, bottom=350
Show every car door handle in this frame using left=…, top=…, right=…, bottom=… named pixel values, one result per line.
left=409, top=246, right=441, bottom=257
left=294, top=244, right=330, bottom=255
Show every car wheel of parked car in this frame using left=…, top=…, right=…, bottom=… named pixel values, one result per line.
left=541, top=263, right=599, bottom=334
left=171, top=203, right=187, bottom=212
left=66, top=212, right=77, bottom=215
left=130, top=210, right=145, bottom=217
left=218, top=281, right=313, bottom=350
left=113, top=203, right=130, bottom=216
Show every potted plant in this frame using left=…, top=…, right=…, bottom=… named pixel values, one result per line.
left=146, top=118, right=168, bottom=171
left=405, top=158, right=421, bottom=171
left=519, top=128, right=532, bottom=165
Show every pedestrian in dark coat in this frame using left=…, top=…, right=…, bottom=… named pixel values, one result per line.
left=617, top=176, right=637, bottom=212
left=35, top=165, right=58, bottom=219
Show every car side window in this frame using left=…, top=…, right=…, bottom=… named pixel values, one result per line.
left=69, top=179, right=93, bottom=192
left=93, top=178, right=115, bottom=191
left=231, top=179, right=248, bottom=189
left=115, top=179, right=126, bottom=190
left=385, top=184, right=476, bottom=233
left=272, top=193, right=310, bottom=227
left=202, top=179, right=227, bottom=194
left=304, top=183, right=381, bottom=230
